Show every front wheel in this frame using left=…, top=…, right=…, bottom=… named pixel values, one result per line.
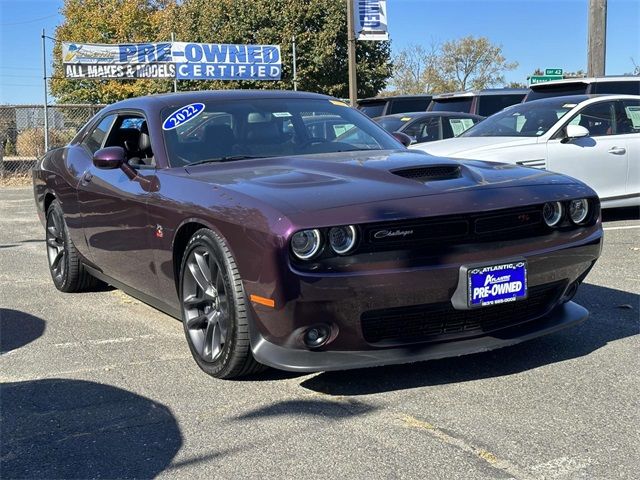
left=179, top=228, right=265, bottom=379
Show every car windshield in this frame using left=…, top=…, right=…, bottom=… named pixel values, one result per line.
left=461, top=99, right=575, bottom=137
left=161, top=98, right=400, bottom=166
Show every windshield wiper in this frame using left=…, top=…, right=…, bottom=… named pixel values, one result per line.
left=187, top=155, right=267, bottom=166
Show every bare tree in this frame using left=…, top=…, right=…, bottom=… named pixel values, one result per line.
left=389, top=42, right=441, bottom=94
left=437, top=36, right=518, bottom=91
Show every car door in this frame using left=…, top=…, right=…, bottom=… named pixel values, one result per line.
left=616, top=99, right=640, bottom=202
left=545, top=99, right=629, bottom=201
left=76, top=110, right=159, bottom=297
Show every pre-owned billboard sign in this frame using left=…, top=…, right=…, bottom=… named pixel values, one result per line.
left=62, top=42, right=281, bottom=80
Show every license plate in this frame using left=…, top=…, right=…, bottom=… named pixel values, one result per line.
left=468, top=261, right=527, bottom=307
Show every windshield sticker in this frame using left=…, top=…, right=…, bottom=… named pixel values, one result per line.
left=162, top=103, right=205, bottom=130
left=400, top=117, right=411, bottom=122
left=562, top=103, right=578, bottom=109
left=272, top=112, right=292, bottom=117
left=330, top=100, right=348, bottom=107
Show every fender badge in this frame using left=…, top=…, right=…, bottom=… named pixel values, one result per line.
left=155, top=224, right=164, bottom=238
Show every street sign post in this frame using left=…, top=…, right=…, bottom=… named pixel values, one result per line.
left=545, top=68, right=563, bottom=76
left=529, top=75, right=563, bottom=85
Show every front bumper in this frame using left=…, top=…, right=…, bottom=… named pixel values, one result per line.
left=251, top=301, right=588, bottom=372
left=246, top=226, right=602, bottom=372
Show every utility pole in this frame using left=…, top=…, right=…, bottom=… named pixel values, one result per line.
left=42, top=29, right=49, bottom=152
left=346, top=0, right=358, bottom=106
left=587, top=0, right=607, bottom=77
left=171, top=32, right=178, bottom=92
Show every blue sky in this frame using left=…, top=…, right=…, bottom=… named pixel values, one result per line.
left=0, top=0, right=638, bottom=104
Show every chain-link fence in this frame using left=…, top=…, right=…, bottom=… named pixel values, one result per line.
left=0, top=104, right=105, bottom=182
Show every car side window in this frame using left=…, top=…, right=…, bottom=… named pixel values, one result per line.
left=83, top=115, right=116, bottom=154
left=411, top=117, right=441, bottom=143
left=568, top=101, right=616, bottom=136
left=103, top=113, right=154, bottom=167
left=617, top=99, right=640, bottom=135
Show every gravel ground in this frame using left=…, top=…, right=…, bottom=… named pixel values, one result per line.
left=1, top=186, right=638, bottom=480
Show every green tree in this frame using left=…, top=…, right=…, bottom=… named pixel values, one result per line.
left=175, top=0, right=391, bottom=98
left=437, top=36, right=517, bottom=91
left=51, top=0, right=178, bottom=103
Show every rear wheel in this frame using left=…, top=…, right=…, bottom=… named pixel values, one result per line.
left=46, top=200, right=99, bottom=292
left=179, top=228, right=265, bottom=379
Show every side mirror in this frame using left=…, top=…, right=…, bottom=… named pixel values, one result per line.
left=93, top=146, right=126, bottom=169
left=564, top=124, right=589, bottom=141
left=392, top=131, right=412, bottom=147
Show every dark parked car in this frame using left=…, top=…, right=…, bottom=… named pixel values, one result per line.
left=33, top=90, right=602, bottom=379
left=428, top=89, right=528, bottom=116
left=374, top=111, right=484, bottom=144
left=524, top=76, right=640, bottom=102
left=357, top=94, right=433, bottom=117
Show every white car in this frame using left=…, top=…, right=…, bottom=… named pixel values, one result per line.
left=411, top=95, right=640, bottom=208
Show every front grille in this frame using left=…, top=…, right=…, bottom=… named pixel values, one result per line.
left=392, top=165, right=461, bottom=181
left=364, top=205, right=546, bottom=250
left=361, top=281, right=565, bottom=345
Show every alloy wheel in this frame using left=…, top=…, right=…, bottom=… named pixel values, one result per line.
left=46, top=208, right=66, bottom=281
left=182, top=247, right=229, bottom=362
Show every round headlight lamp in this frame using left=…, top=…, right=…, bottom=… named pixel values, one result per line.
left=291, top=229, right=322, bottom=260
left=543, top=201, right=563, bottom=227
left=329, top=225, right=357, bottom=254
left=569, top=199, right=589, bottom=224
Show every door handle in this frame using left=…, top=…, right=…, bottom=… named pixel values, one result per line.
left=608, top=146, right=626, bottom=155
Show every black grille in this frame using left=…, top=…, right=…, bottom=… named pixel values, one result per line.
left=392, top=165, right=461, bottom=181
left=361, top=282, right=564, bottom=345
left=364, top=205, right=545, bottom=250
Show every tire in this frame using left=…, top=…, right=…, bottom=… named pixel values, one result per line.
left=46, top=199, right=100, bottom=292
left=179, top=228, right=266, bottom=379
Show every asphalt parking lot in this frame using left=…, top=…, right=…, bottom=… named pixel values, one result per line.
left=1, top=186, right=638, bottom=480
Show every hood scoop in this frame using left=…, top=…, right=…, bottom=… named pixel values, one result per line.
left=391, top=165, right=461, bottom=182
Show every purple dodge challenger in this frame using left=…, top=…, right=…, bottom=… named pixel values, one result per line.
left=33, top=90, right=602, bottom=379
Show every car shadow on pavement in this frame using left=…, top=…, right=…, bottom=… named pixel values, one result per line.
left=0, top=309, right=46, bottom=354
left=301, top=283, right=639, bottom=396
left=233, top=398, right=377, bottom=422
left=1, top=379, right=182, bottom=479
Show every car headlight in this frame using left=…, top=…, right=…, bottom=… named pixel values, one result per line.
left=291, top=229, right=322, bottom=260
left=329, top=225, right=357, bottom=254
left=543, top=201, right=563, bottom=227
left=569, top=198, right=589, bottom=224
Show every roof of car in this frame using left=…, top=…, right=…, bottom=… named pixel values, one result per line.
left=522, top=93, right=639, bottom=105
left=107, top=89, right=333, bottom=109
left=358, top=94, right=433, bottom=104
left=432, top=88, right=529, bottom=99
left=529, top=75, right=640, bottom=89
left=373, top=111, right=484, bottom=121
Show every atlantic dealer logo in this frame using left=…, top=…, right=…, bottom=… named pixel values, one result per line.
left=373, top=229, right=414, bottom=239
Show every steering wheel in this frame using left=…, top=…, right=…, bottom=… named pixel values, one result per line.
left=300, top=137, right=331, bottom=148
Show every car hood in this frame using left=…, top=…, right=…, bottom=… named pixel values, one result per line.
left=411, top=136, right=537, bottom=157
left=183, top=149, right=575, bottom=214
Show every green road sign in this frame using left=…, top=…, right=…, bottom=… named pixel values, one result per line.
left=545, top=68, right=563, bottom=76
left=530, top=75, right=563, bottom=85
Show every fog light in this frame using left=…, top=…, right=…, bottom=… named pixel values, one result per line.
left=543, top=201, right=563, bottom=227
left=303, top=325, right=330, bottom=348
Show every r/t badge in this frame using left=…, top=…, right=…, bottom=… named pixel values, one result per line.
left=155, top=224, right=164, bottom=238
